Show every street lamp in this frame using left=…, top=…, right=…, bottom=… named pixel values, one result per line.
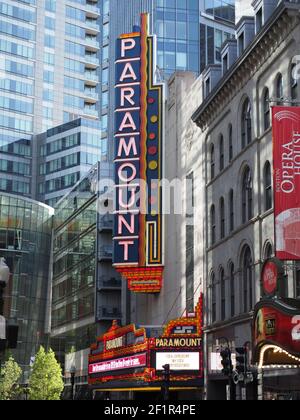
left=70, top=365, right=76, bottom=401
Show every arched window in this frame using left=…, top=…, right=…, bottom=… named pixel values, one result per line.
left=228, top=124, right=233, bottom=162
left=220, top=267, right=226, bottom=321
left=220, top=197, right=225, bottom=239
left=291, top=63, right=298, bottom=101
left=276, top=74, right=283, bottom=104
left=264, top=161, right=272, bottom=211
left=229, top=262, right=235, bottom=317
left=263, top=89, right=270, bottom=131
left=211, top=272, right=217, bottom=323
left=241, top=246, right=253, bottom=313
left=210, top=144, right=216, bottom=180
left=242, top=167, right=253, bottom=224
left=210, top=144, right=215, bottom=180
left=211, top=205, right=216, bottom=245
left=229, top=189, right=234, bottom=232
left=264, top=242, right=273, bottom=260
left=241, top=98, right=252, bottom=149
left=219, top=135, right=224, bottom=171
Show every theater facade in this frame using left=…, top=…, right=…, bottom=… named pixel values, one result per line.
left=88, top=296, right=204, bottom=400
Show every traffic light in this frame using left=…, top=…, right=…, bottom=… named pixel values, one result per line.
left=161, top=364, right=170, bottom=401
left=220, top=347, right=233, bottom=376
left=235, top=347, right=248, bottom=375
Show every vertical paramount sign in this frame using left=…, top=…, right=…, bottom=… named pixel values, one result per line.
left=273, top=107, right=300, bottom=260
left=113, top=14, right=164, bottom=293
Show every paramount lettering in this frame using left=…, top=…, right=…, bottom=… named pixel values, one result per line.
left=155, top=338, right=202, bottom=348
left=114, top=31, right=141, bottom=265
left=113, top=14, right=164, bottom=292
left=117, top=137, right=138, bottom=157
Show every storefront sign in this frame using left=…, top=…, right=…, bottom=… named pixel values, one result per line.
left=89, top=353, right=147, bottom=374
left=272, top=107, right=300, bottom=260
left=261, top=258, right=284, bottom=297
left=156, top=352, right=200, bottom=371
left=262, top=261, right=277, bottom=295
left=113, top=13, right=164, bottom=293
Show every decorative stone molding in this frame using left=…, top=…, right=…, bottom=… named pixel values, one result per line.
left=185, top=119, right=198, bottom=151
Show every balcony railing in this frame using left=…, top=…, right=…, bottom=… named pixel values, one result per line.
left=97, top=307, right=122, bottom=320
left=84, top=71, right=98, bottom=82
left=84, top=55, right=99, bottom=65
left=98, top=276, right=122, bottom=290
left=85, top=3, right=100, bottom=15
left=85, top=37, right=98, bottom=47
left=99, top=246, right=113, bottom=260
left=84, top=107, right=98, bottom=117
left=86, top=20, right=100, bottom=31
left=84, top=90, right=98, bottom=99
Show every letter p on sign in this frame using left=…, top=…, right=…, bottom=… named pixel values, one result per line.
left=121, top=39, right=136, bottom=57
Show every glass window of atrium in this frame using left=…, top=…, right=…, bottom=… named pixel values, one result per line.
left=0, top=194, right=53, bottom=381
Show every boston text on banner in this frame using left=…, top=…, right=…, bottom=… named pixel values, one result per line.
left=272, top=106, right=300, bottom=260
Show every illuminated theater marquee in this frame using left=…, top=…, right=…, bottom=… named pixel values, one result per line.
left=114, top=14, right=164, bottom=293
left=88, top=296, right=204, bottom=388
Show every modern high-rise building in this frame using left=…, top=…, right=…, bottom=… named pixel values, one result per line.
left=0, top=1, right=235, bottom=204
left=0, top=0, right=102, bottom=204
left=35, top=118, right=103, bottom=207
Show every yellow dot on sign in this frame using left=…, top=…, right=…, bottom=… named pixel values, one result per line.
left=151, top=115, right=158, bottom=123
left=149, top=161, right=158, bottom=170
left=151, top=210, right=157, bottom=216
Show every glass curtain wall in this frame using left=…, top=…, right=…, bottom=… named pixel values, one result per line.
left=0, top=193, right=53, bottom=381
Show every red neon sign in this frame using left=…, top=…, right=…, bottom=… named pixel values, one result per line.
left=88, top=353, right=147, bottom=375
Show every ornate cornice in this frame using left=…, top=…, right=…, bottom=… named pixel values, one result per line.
left=192, top=3, right=300, bottom=131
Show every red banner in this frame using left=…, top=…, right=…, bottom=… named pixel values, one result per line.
left=273, top=106, right=300, bottom=260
